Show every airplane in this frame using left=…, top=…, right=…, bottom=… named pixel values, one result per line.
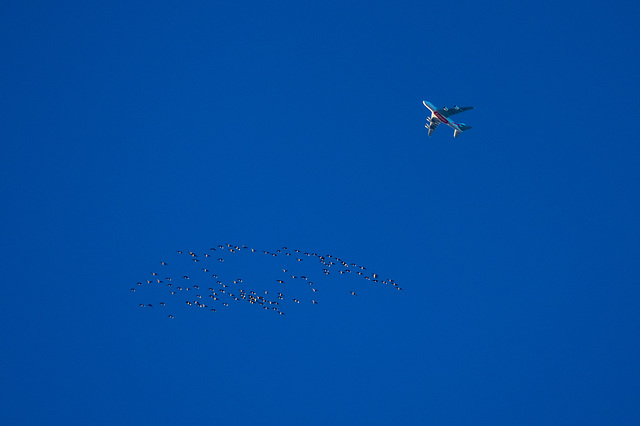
left=423, top=100, right=474, bottom=138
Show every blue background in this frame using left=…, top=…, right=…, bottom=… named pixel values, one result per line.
left=2, top=1, right=639, bottom=424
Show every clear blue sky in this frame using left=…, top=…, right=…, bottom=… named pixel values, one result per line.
left=2, top=1, right=639, bottom=424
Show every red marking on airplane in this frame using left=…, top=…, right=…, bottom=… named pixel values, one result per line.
left=434, top=111, right=449, bottom=124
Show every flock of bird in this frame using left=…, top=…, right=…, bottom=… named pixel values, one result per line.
left=132, top=244, right=401, bottom=318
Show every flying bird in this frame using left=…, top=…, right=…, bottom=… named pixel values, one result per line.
left=136, top=243, right=399, bottom=317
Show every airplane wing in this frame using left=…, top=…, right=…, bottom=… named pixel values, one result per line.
left=439, top=106, right=474, bottom=118
left=425, top=118, right=439, bottom=136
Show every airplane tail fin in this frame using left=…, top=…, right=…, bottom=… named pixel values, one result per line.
left=453, top=123, right=472, bottom=138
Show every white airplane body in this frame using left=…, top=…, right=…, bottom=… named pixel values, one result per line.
left=423, top=100, right=474, bottom=138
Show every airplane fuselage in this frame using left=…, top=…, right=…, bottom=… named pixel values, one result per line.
left=424, top=101, right=461, bottom=132
left=423, top=100, right=473, bottom=137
